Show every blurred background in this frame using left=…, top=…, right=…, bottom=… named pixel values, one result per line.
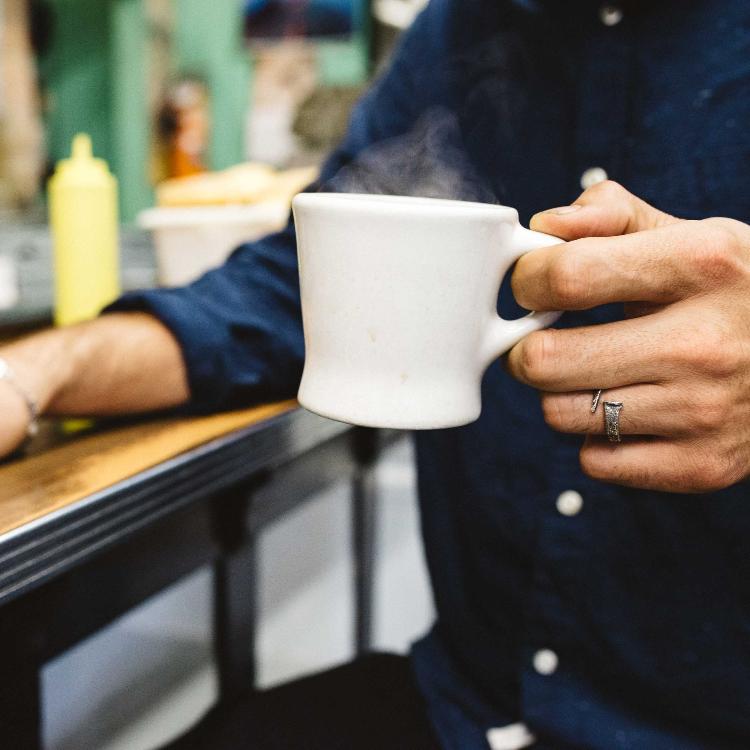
left=0, top=0, right=435, bottom=747
left=0, top=0, right=428, bottom=323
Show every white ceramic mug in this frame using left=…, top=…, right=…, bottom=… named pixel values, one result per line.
left=293, top=193, right=562, bottom=429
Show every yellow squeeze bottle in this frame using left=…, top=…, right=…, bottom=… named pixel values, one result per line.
left=49, top=133, right=120, bottom=326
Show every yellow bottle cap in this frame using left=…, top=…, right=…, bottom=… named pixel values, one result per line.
left=51, top=133, right=115, bottom=187
left=72, top=133, right=93, bottom=159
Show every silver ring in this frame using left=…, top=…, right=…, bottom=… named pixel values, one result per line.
left=603, top=401, right=623, bottom=443
left=591, top=389, right=603, bottom=413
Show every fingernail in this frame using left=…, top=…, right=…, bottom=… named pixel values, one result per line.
left=543, top=204, right=583, bottom=215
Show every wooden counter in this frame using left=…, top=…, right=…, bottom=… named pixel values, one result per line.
left=0, top=402, right=294, bottom=537
left=0, top=404, right=391, bottom=748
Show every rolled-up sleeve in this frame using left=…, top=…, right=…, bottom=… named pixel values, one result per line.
left=107, top=0, right=452, bottom=412
left=109, top=224, right=305, bottom=411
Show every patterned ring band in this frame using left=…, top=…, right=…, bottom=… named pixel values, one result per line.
left=603, top=401, right=624, bottom=443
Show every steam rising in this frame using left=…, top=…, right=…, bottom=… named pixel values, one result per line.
left=324, top=107, right=497, bottom=204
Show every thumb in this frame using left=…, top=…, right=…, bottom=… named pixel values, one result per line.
left=529, top=180, right=677, bottom=240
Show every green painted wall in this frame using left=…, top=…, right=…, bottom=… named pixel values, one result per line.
left=41, top=0, right=114, bottom=168
left=42, top=0, right=250, bottom=221
left=40, top=0, right=369, bottom=222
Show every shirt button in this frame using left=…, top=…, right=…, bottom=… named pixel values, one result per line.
left=580, top=166, right=608, bottom=190
left=599, top=4, right=624, bottom=26
left=556, top=490, right=583, bottom=517
left=533, top=649, right=559, bottom=676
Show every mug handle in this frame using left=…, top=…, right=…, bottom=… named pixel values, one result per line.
left=480, top=224, right=563, bottom=366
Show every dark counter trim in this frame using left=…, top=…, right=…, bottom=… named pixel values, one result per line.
left=0, top=408, right=349, bottom=606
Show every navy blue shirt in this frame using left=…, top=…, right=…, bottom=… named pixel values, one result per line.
left=112, top=1, right=750, bottom=747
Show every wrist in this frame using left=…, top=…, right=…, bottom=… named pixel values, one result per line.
left=0, top=357, right=39, bottom=437
left=0, top=325, right=78, bottom=416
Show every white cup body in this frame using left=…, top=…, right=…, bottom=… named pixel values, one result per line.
left=293, top=193, right=559, bottom=429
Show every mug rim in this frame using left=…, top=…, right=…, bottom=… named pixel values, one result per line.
left=293, top=192, right=518, bottom=221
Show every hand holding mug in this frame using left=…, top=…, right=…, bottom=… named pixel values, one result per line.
left=507, top=180, right=750, bottom=493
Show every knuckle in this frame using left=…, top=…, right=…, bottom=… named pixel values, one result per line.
left=687, top=455, right=733, bottom=493
left=723, top=452, right=746, bottom=488
left=703, top=217, right=745, bottom=247
left=687, top=391, right=729, bottom=433
left=680, top=441, right=745, bottom=492
left=671, top=320, right=740, bottom=377
left=688, top=406, right=719, bottom=434
left=689, top=221, right=744, bottom=283
left=583, top=179, right=628, bottom=202
left=517, top=330, right=557, bottom=386
left=546, top=253, right=589, bottom=308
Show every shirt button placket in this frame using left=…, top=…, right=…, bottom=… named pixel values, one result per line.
left=573, top=1, right=631, bottom=197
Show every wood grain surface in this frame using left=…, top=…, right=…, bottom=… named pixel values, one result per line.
left=0, top=401, right=296, bottom=537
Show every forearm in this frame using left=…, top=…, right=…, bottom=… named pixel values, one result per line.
left=1, top=312, right=190, bottom=417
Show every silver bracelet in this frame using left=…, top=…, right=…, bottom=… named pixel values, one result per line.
left=0, top=356, right=40, bottom=438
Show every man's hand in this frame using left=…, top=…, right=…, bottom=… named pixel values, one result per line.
left=0, top=313, right=190, bottom=460
left=507, top=180, right=750, bottom=493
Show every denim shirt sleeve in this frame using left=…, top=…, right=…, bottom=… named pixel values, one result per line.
left=106, top=0, right=453, bottom=412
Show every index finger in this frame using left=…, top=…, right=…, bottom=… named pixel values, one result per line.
left=512, top=219, right=743, bottom=312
